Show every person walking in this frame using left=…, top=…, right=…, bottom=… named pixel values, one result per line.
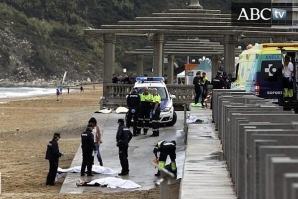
left=150, top=88, right=161, bottom=137
left=88, top=117, right=103, bottom=166
left=137, top=86, right=153, bottom=135
left=126, top=87, right=140, bottom=136
left=153, top=140, right=177, bottom=177
left=80, top=86, right=84, bottom=92
left=116, top=119, right=133, bottom=176
left=193, top=71, right=203, bottom=106
left=80, top=125, right=95, bottom=176
left=56, top=89, right=60, bottom=101
left=45, top=133, right=64, bottom=186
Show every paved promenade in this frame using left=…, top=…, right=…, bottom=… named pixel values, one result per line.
left=60, top=111, right=186, bottom=194
left=59, top=108, right=236, bottom=198
left=179, top=108, right=236, bottom=199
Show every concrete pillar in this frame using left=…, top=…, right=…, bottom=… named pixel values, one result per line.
left=152, top=33, right=164, bottom=77
left=224, top=35, right=237, bottom=75
left=136, top=54, right=144, bottom=76
left=167, top=54, right=174, bottom=84
left=103, top=33, right=116, bottom=97
left=211, top=55, right=218, bottom=78
left=188, top=0, right=203, bottom=9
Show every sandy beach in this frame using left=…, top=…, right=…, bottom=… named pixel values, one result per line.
left=0, top=84, right=179, bottom=199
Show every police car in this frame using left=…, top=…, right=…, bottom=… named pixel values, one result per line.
left=129, top=77, right=177, bottom=126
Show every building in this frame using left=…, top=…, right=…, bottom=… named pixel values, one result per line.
left=272, top=0, right=298, bottom=29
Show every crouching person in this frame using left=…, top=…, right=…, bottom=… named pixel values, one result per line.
left=153, top=140, right=177, bottom=177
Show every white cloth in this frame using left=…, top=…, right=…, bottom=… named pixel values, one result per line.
left=283, top=62, right=293, bottom=77
left=55, top=173, right=67, bottom=181
left=57, top=165, right=117, bottom=175
left=86, top=177, right=141, bottom=189
left=115, top=107, right=128, bottom=114
left=186, top=115, right=206, bottom=124
left=95, top=107, right=112, bottom=114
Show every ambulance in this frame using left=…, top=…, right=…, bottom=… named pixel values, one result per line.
left=231, top=43, right=298, bottom=112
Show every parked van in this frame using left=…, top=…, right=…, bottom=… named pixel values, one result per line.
left=231, top=43, right=298, bottom=112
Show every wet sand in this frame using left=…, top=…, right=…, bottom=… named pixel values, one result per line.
left=0, top=84, right=180, bottom=199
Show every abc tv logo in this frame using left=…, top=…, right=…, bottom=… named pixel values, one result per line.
left=237, top=7, right=287, bottom=21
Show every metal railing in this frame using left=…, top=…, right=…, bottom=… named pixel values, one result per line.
left=104, top=83, right=212, bottom=105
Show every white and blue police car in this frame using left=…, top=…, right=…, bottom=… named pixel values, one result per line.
left=129, top=77, right=177, bottom=126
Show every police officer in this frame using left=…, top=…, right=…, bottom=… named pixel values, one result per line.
left=210, top=71, right=226, bottom=109
left=211, top=71, right=226, bottom=89
left=45, top=133, right=64, bottom=186
left=137, top=86, right=153, bottom=135
left=153, top=140, right=177, bottom=177
left=193, top=71, right=203, bottom=105
left=150, top=88, right=161, bottom=137
left=116, top=119, right=133, bottom=176
left=80, top=125, right=95, bottom=176
left=126, top=87, right=140, bottom=136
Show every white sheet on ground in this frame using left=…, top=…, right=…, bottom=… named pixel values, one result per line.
left=86, top=177, right=141, bottom=189
left=186, top=115, right=209, bottom=124
left=94, top=107, right=112, bottom=114
left=57, top=165, right=117, bottom=175
left=55, top=173, right=67, bottom=181
left=115, top=106, right=128, bottom=114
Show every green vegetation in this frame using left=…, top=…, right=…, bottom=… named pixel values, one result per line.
left=0, top=0, right=268, bottom=81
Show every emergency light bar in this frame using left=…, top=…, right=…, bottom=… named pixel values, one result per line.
left=136, top=77, right=164, bottom=82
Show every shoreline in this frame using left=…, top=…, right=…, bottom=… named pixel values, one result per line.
left=0, top=82, right=103, bottom=88
left=0, top=84, right=180, bottom=199
left=0, top=85, right=96, bottom=102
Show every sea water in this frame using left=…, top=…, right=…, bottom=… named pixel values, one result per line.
left=0, top=87, right=56, bottom=99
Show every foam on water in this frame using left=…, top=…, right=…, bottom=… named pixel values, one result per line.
left=0, top=87, right=56, bottom=99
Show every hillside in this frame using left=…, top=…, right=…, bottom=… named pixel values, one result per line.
left=0, top=0, right=265, bottom=84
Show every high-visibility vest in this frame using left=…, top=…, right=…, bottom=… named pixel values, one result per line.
left=140, top=92, right=153, bottom=101
left=152, top=94, right=161, bottom=104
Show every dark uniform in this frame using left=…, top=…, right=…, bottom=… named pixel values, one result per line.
left=210, top=72, right=226, bottom=109
left=45, top=133, right=63, bottom=186
left=116, top=119, right=133, bottom=175
left=80, top=125, right=95, bottom=176
left=137, top=90, right=153, bottom=135
left=201, top=74, right=209, bottom=107
left=222, top=72, right=231, bottom=89
left=193, top=73, right=203, bottom=104
left=153, top=140, right=177, bottom=177
left=126, top=89, right=140, bottom=136
left=150, top=92, right=161, bottom=137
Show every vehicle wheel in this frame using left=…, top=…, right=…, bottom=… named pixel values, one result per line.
left=167, top=111, right=177, bottom=126
left=294, top=108, right=298, bottom=114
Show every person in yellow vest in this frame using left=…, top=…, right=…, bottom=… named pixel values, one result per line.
left=150, top=88, right=161, bottom=137
left=137, top=86, right=153, bottom=135
left=153, top=140, right=177, bottom=177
